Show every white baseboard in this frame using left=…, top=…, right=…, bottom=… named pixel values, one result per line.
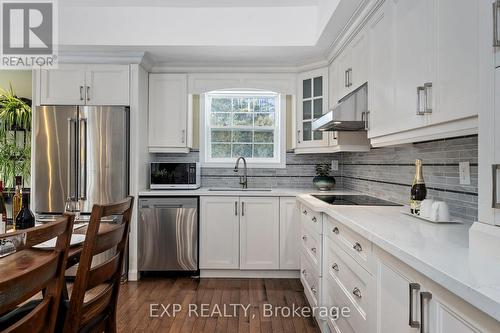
left=128, top=269, right=139, bottom=281
left=200, top=270, right=300, bottom=278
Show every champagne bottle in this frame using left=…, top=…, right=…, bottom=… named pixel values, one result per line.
left=410, top=159, right=427, bottom=215
left=15, top=193, right=35, bottom=230
left=12, top=176, right=22, bottom=231
left=0, top=181, right=7, bottom=233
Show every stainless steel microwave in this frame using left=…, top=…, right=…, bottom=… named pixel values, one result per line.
left=150, top=162, right=201, bottom=189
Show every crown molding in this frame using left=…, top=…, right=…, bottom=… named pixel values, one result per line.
left=57, top=50, right=147, bottom=65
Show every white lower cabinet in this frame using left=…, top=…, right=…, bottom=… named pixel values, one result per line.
left=200, top=196, right=296, bottom=271
left=279, top=197, right=300, bottom=269
left=200, top=196, right=239, bottom=269
left=240, top=197, right=280, bottom=269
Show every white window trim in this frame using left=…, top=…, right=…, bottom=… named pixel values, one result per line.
left=200, top=90, right=286, bottom=169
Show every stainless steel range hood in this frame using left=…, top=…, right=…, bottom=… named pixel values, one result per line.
left=313, top=83, right=368, bottom=132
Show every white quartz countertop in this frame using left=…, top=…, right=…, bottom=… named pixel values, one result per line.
left=296, top=193, right=500, bottom=323
left=138, top=187, right=356, bottom=197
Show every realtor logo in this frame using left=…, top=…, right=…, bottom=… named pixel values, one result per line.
left=1, top=0, right=57, bottom=68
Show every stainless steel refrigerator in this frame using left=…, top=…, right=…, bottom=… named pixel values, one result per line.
left=35, top=106, right=129, bottom=215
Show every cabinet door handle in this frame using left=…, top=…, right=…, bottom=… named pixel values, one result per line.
left=181, top=129, right=185, bottom=143
left=311, top=216, right=317, bottom=223
left=332, top=227, right=339, bottom=234
left=493, top=164, right=500, bottom=208
left=424, top=82, right=432, bottom=114
left=352, top=287, right=362, bottom=299
left=362, top=111, right=370, bottom=130
left=235, top=201, right=238, bottom=216
left=297, top=129, right=301, bottom=144
left=347, top=68, right=353, bottom=87
left=302, top=235, right=307, bottom=241
left=303, top=210, right=308, bottom=215
left=311, top=287, right=317, bottom=295
left=353, top=242, right=363, bottom=252
left=494, top=0, right=500, bottom=47
left=86, top=86, right=90, bottom=101
left=420, top=292, right=432, bottom=333
left=417, top=86, right=425, bottom=115
left=332, top=263, right=339, bottom=272
left=311, top=247, right=316, bottom=254
left=344, top=69, right=349, bottom=87
left=79, top=86, right=84, bottom=101
left=241, top=202, right=245, bottom=216
left=409, top=283, right=421, bottom=328
left=302, top=269, right=307, bottom=276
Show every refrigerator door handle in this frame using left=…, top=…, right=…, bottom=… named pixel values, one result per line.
left=79, top=118, right=88, bottom=201
left=67, top=118, right=77, bottom=200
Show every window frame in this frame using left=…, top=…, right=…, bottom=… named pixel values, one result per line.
left=200, top=89, right=286, bottom=168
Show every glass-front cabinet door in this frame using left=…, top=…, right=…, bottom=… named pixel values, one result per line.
left=296, top=68, right=329, bottom=149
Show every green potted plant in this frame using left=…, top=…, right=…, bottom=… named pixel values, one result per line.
left=0, top=84, right=32, bottom=189
left=313, top=163, right=336, bottom=191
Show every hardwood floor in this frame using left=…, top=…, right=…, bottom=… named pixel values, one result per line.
left=116, top=277, right=320, bottom=333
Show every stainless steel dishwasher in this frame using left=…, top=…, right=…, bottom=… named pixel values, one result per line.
left=138, top=197, right=198, bottom=272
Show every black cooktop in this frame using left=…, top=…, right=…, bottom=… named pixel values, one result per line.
left=313, top=194, right=403, bottom=206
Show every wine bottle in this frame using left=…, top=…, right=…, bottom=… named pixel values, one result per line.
left=410, top=159, right=427, bottom=215
left=15, top=193, right=35, bottom=230
left=12, top=176, right=23, bottom=231
left=0, top=181, right=7, bottom=233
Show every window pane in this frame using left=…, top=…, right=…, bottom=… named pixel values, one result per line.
left=257, top=98, right=275, bottom=113
left=234, top=98, right=249, bottom=112
left=211, top=98, right=232, bottom=112
left=254, top=113, right=274, bottom=127
left=232, top=130, right=253, bottom=143
left=313, top=98, right=323, bottom=118
left=303, top=101, right=312, bottom=120
left=313, top=76, right=323, bottom=97
left=232, top=144, right=252, bottom=158
left=303, top=122, right=312, bottom=141
left=211, top=130, right=231, bottom=142
left=211, top=113, right=231, bottom=127
left=254, top=131, right=273, bottom=143
left=233, top=113, right=253, bottom=126
left=313, top=130, right=323, bottom=140
left=303, top=79, right=312, bottom=99
left=254, top=144, right=274, bottom=158
left=212, top=144, right=231, bottom=157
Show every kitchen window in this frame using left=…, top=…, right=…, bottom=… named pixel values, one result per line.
left=201, top=90, right=284, bottom=167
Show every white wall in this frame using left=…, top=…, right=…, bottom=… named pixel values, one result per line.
left=0, top=70, right=32, bottom=99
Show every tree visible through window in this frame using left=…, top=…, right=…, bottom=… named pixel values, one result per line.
left=204, top=90, right=280, bottom=164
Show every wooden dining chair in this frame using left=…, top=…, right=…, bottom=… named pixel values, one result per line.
left=62, top=196, right=134, bottom=333
left=0, top=214, right=75, bottom=333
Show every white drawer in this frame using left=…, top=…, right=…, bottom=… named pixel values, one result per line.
left=300, top=252, right=320, bottom=308
left=324, top=289, right=355, bottom=333
left=300, top=204, right=322, bottom=235
left=324, top=237, right=372, bottom=318
left=325, top=215, right=373, bottom=274
left=325, top=269, right=368, bottom=333
left=300, top=224, right=322, bottom=271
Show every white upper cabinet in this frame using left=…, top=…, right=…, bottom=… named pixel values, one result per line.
left=279, top=197, right=300, bottom=270
left=40, top=64, right=129, bottom=106
left=240, top=197, right=280, bottom=270
left=296, top=68, right=329, bottom=150
left=428, top=0, right=479, bottom=126
left=392, top=0, right=432, bottom=134
left=40, top=64, right=86, bottom=105
left=349, top=29, right=370, bottom=92
left=148, top=74, right=190, bottom=153
left=85, top=65, right=129, bottom=106
left=200, top=196, right=240, bottom=269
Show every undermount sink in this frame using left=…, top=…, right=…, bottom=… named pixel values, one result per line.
left=208, top=188, right=272, bottom=192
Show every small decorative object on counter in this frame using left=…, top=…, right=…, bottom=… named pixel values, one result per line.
left=410, top=159, right=427, bottom=215
left=313, top=163, right=336, bottom=191
left=11, top=176, right=23, bottom=230
left=15, top=193, right=34, bottom=230
left=0, top=180, right=7, bottom=234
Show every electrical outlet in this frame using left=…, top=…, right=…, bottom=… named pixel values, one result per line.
left=459, top=161, right=471, bottom=185
left=332, top=160, right=339, bottom=172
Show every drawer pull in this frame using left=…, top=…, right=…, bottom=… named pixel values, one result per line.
left=332, top=227, right=339, bottom=234
left=311, top=247, right=317, bottom=254
left=353, top=242, right=363, bottom=252
left=303, top=210, right=308, bottom=215
left=352, top=287, right=362, bottom=299
left=311, top=287, right=317, bottom=295
left=301, top=269, right=307, bottom=276
left=311, top=216, right=317, bottom=223
left=332, top=263, right=339, bottom=272
left=302, top=235, right=307, bottom=241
